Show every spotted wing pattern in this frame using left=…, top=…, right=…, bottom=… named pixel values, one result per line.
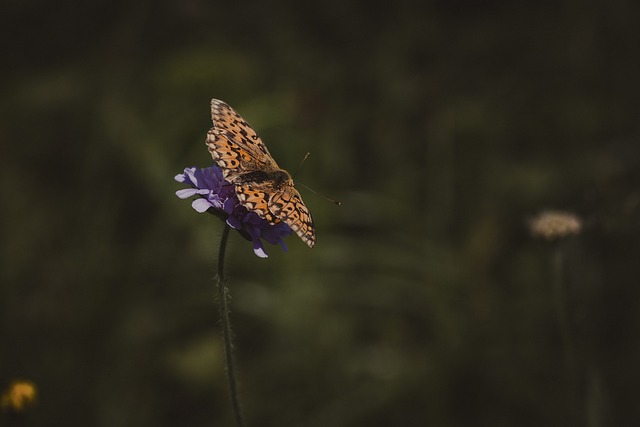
left=205, top=99, right=316, bottom=247
left=206, top=99, right=279, bottom=181
left=235, top=183, right=279, bottom=224
left=269, top=187, right=316, bottom=248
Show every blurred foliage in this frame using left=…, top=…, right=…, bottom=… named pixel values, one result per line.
left=2, top=0, right=640, bottom=426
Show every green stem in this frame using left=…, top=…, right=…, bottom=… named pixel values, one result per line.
left=216, top=225, right=245, bottom=427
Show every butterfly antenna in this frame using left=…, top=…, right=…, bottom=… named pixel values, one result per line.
left=292, top=152, right=311, bottom=179
left=299, top=182, right=341, bottom=205
left=293, top=152, right=341, bottom=205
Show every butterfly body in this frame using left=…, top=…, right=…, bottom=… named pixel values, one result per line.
left=206, top=99, right=316, bottom=248
left=236, top=170, right=291, bottom=187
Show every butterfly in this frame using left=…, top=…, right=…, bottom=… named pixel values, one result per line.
left=205, top=99, right=316, bottom=248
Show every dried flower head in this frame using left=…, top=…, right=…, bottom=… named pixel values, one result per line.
left=1, top=380, right=37, bottom=413
left=175, top=165, right=293, bottom=258
left=529, top=210, right=583, bottom=240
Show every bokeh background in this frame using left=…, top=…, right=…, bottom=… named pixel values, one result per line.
left=2, top=1, right=640, bottom=426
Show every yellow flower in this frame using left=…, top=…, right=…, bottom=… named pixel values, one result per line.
left=1, top=380, right=37, bottom=412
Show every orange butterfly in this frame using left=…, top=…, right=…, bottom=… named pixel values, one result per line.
left=205, top=99, right=316, bottom=248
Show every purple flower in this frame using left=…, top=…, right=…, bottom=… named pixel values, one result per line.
left=175, top=166, right=293, bottom=258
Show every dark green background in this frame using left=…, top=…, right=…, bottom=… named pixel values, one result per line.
left=2, top=1, right=640, bottom=426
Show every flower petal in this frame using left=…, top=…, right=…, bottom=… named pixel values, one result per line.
left=176, top=188, right=199, bottom=199
left=223, top=198, right=236, bottom=215
left=226, top=215, right=242, bottom=230
left=253, top=240, right=269, bottom=258
left=192, top=198, right=213, bottom=213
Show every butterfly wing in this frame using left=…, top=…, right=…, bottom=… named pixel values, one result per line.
left=235, top=182, right=280, bottom=224
left=206, top=99, right=279, bottom=180
left=269, top=186, right=316, bottom=248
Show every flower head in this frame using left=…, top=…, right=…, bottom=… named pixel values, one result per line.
left=1, top=380, right=37, bottom=413
left=175, top=166, right=292, bottom=258
left=529, top=210, right=583, bottom=241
